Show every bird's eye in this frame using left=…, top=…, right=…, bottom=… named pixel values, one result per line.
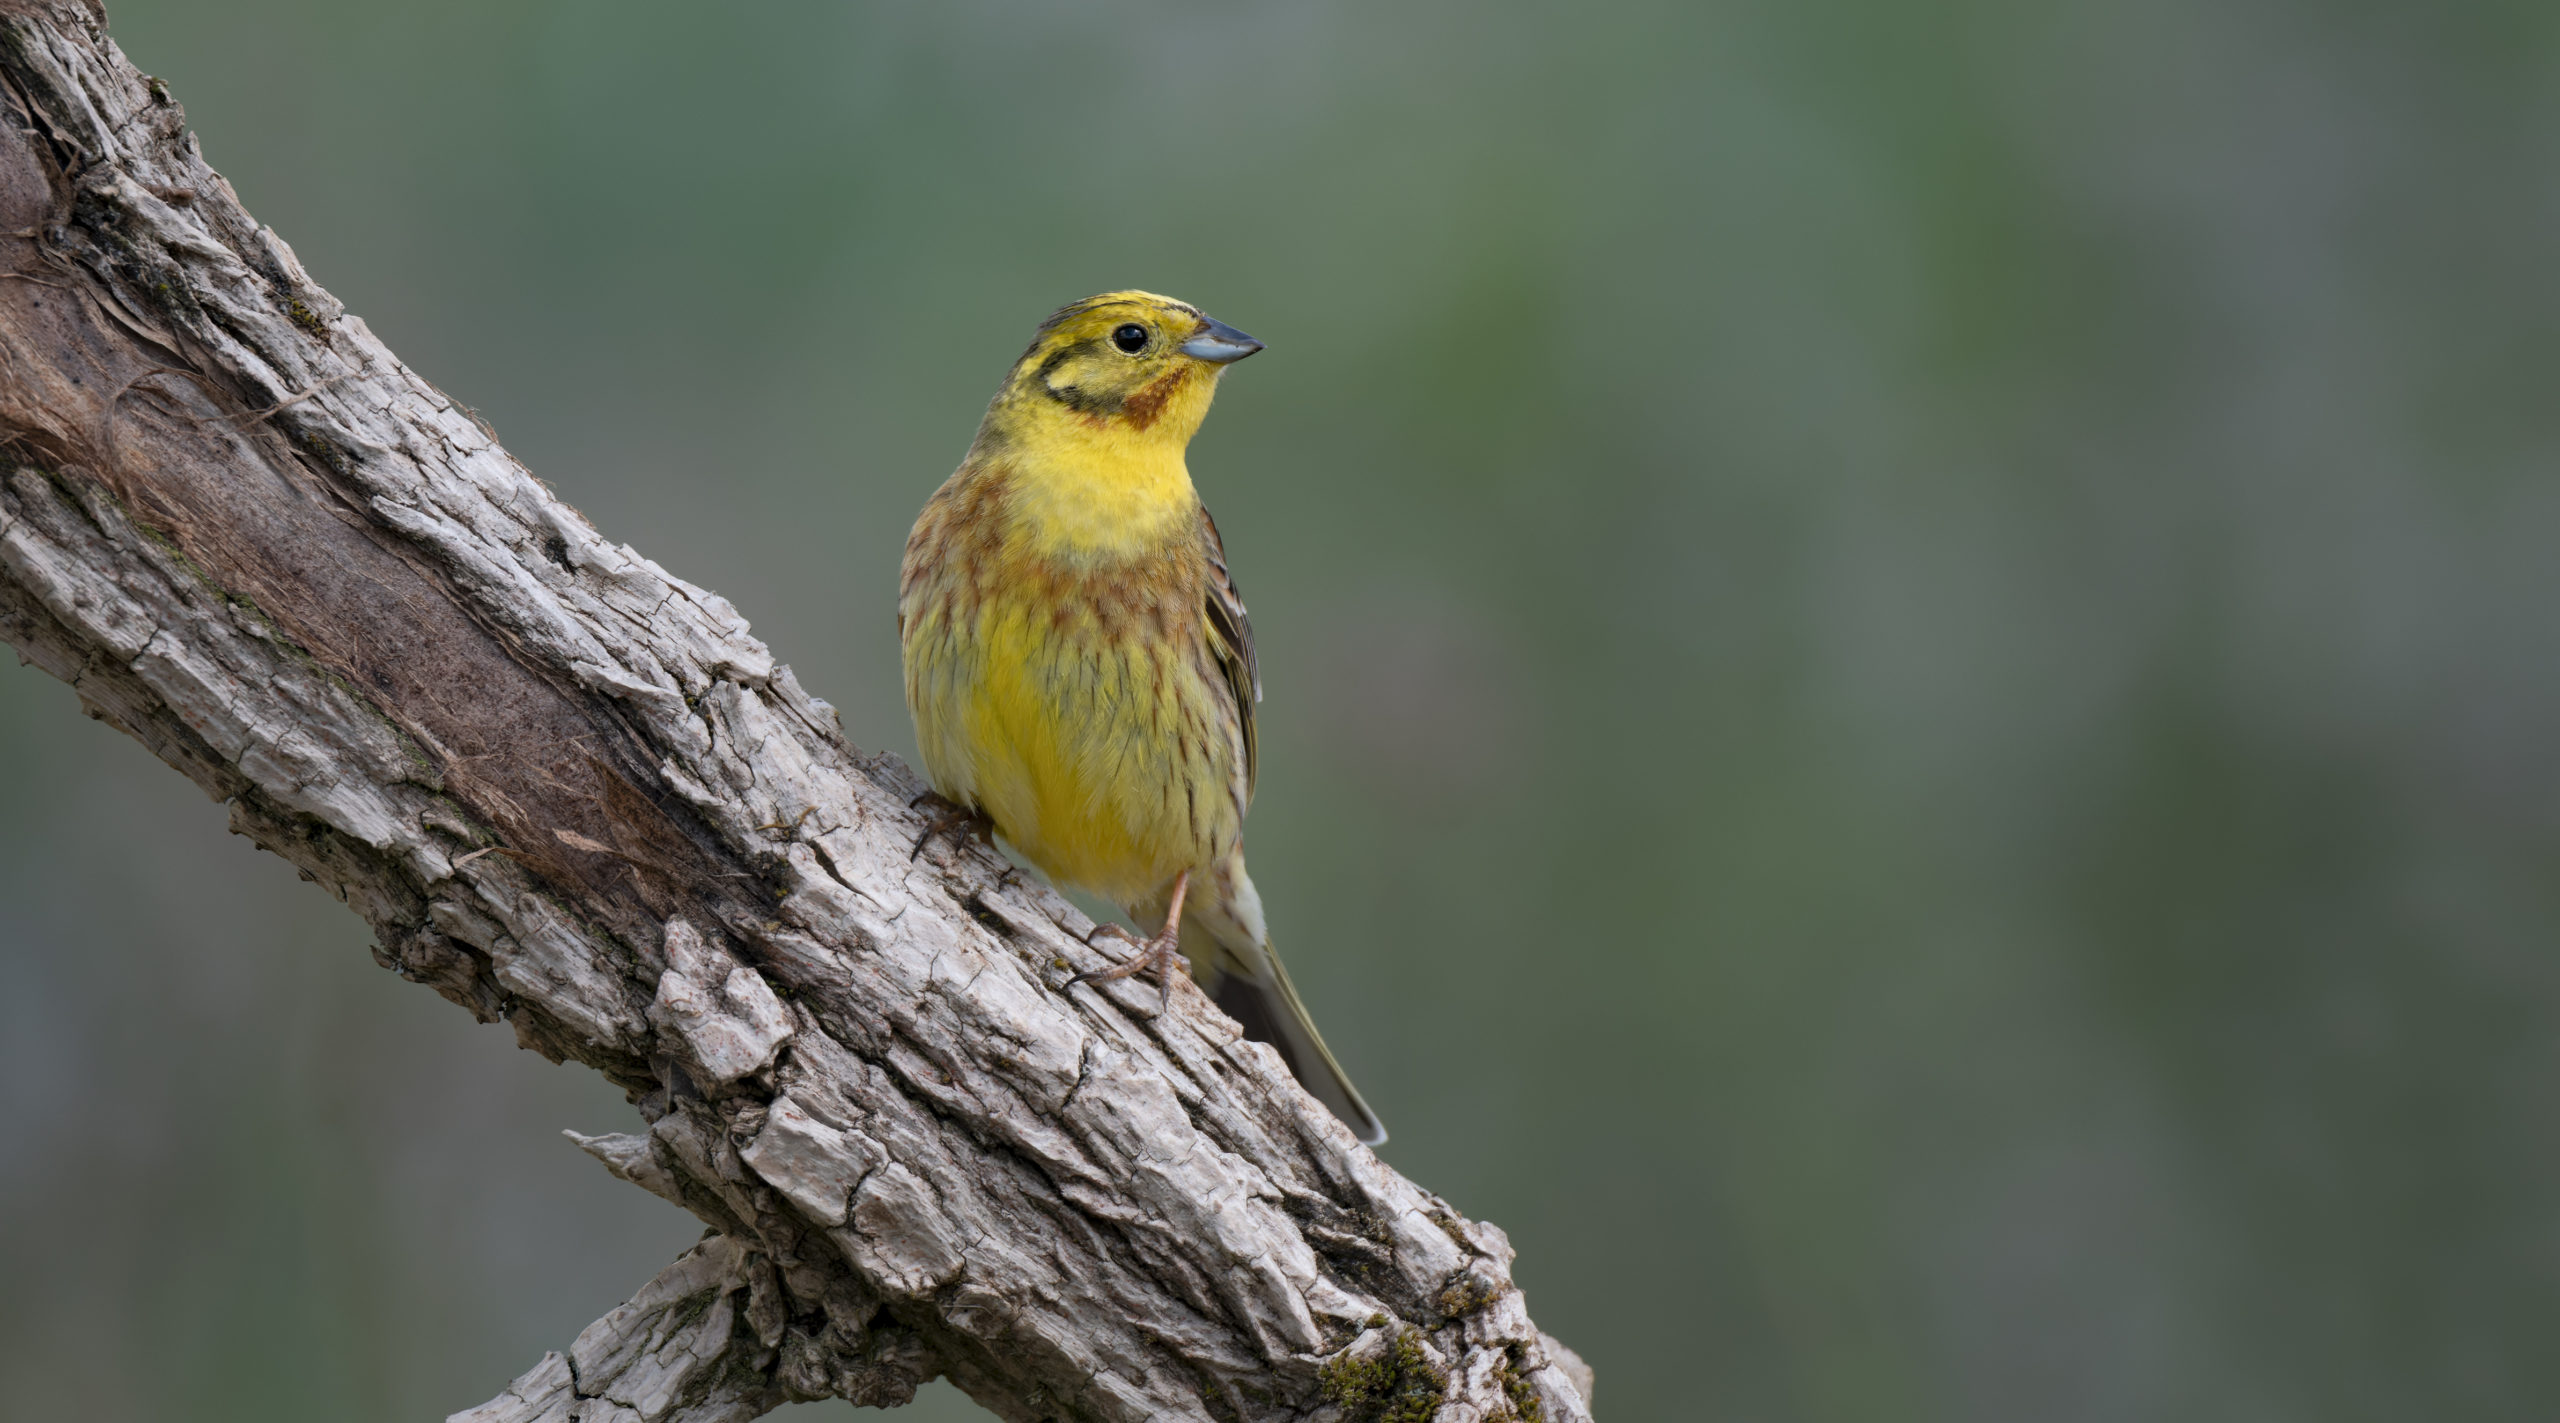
left=1111, top=323, right=1150, bottom=354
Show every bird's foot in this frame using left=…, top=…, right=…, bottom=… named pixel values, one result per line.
left=1073, top=924, right=1193, bottom=1010
left=908, top=791, right=996, bottom=861
left=1070, top=870, right=1191, bottom=1011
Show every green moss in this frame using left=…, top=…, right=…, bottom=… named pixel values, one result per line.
left=1497, top=1343, right=1545, bottom=1422
left=132, top=509, right=219, bottom=587
left=1435, top=1272, right=1501, bottom=1320
left=1317, top=1328, right=1446, bottom=1423
left=285, top=297, right=328, bottom=337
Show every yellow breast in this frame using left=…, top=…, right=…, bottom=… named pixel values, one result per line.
left=900, top=460, right=1246, bottom=905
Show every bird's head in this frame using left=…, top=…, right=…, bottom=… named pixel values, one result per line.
left=977, top=291, right=1261, bottom=458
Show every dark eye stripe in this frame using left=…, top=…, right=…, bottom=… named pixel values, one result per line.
left=1025, top=337, right=1126, bottom=414
left=1033, top=338, right=1098, bottom=383
left=1045, top=383, right=1126, bottom=415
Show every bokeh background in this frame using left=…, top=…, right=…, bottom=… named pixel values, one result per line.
left=5, top=1, right=2558, bottom=1418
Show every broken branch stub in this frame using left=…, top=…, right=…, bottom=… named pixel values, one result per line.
left=0, top=5, right=1592, bottom=1420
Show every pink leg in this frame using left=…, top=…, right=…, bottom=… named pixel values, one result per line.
left=1071, top=869, right=1192, bottom=1010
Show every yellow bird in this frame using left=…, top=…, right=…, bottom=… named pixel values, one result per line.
left=899, top=291, right=1386, bottom=1146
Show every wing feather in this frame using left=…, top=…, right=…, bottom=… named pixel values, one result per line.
left=1198, top=504, right=1260, bottom=798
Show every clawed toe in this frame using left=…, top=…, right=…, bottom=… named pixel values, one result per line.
left=1068, top=928, right=1190, bottom=1008
left=908, top=791, right=995, bottom=861
left=1069, top=923, right=1153, bottom=984
left=1065, top=869, right=1192, bottom=1009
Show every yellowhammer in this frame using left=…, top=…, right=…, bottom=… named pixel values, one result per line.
left=899, top=291, right=1386, bottom=1146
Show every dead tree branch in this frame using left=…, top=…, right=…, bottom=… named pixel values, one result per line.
left=0, top=6, right=1594, bottom=1419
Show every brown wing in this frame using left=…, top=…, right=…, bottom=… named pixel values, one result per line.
left=1198, top=503, right=1260, bottom=797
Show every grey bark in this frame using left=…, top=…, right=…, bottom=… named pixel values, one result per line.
left=0, top=5, right=1595, bottom=1420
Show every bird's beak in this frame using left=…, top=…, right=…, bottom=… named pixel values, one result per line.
left=1180, top=317, right=1263, bottom=364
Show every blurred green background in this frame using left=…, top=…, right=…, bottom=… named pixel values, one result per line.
left=5, top=0, right=2558, bottom=1418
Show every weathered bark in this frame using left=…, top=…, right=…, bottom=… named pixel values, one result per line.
left=0, top=6, right=1595, bottom=1420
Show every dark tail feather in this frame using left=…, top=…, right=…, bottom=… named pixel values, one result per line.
left=1206, top=938, right=1387, bottom=1146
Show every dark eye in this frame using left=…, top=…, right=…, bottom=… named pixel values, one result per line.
left=1111, top=323, right=1150, bottom=354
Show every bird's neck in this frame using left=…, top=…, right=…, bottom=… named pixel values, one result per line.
left=975, top=399, right=1204, bottom=562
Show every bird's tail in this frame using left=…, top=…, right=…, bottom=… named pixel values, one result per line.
left=1168, top=867, right=1387, bottom=1146
left=1198, top=928, right=1388, bottom=1147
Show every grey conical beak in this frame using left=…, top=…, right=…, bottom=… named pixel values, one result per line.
left=1180, top=317, right=1263, bottom=364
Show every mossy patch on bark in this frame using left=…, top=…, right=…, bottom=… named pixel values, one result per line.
left=1318, top=1328, right=1447, bottom=1423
